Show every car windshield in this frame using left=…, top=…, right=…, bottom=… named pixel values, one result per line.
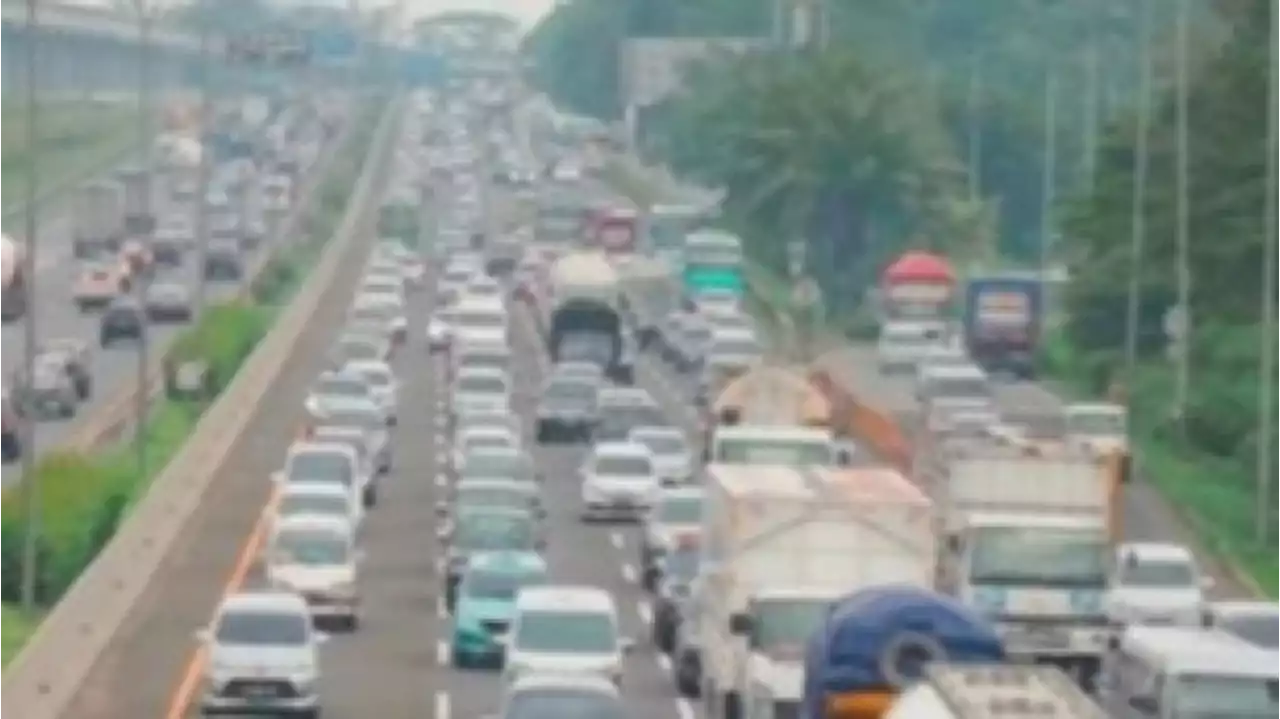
left=462, top=452, right=531, bottom=480
left=969, top=527, right=1109, bottom=588
left=215, top=610, right=309, bottom=646
left=595, top=455, right=651, bottom=477
left=353, top=367, right=392, bottom=387
left=464, top=569, right=540, bottom=601
left=465, top=433, right=514, bottom=452
left=505, top=691, right=626, bottom=719
left=454, top=310, right=505, bottom=328
left=455, top=513, right=535, bottom=551
left=657, top=496, right=702, bottom=524
left=1170, top=675, right=1279, bottom=719
left=458, top=486, right=527, bottom=509
left=272, top=529, right=350, bottom=565
left=338, top=340, right=381, bottom=361
left=753, top=598, right=832, bottom=653
left=287, top=451, right=353, bottom=488
left=545, top=380, right=595, bottom=403
left=460, top=353, right=509, bottom=373
left=1120, top=557, right=1197, bottom=588
left=317, top=409, right=383, bottom=431
left=316, top=377, right=369, bottom=398
left=598, top=406, right=665, bottom=439
left=634, top=433, right=685, bottom=455
left=457, top=375, right=508, bottom=395
left=279, top=494, right=349, bottom=518
left=515, top=610, right=617, bottom=653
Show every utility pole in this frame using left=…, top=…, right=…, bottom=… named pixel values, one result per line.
left=1123, top=0, right=1155, bottom=386
left=1081, top=0, right=1102, bottom=196
left=966, top=49, right=984, bottom=202
left=19, top=0, right=43, bottom=612
left=193, top=16, right=213, bottom=316
left=1039, top=61, right=1058, bottom=276
left=1256, top=5, right=1277, bottom=545
left=132, top=0, right=157, bottom=479
left=1171, top=0, right=1192, bottom=423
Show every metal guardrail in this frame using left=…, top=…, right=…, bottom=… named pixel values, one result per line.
left=0, top=94, right=403, bottom=719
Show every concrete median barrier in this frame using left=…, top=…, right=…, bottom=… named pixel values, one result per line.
left=0, top=94, right=403, bottom=719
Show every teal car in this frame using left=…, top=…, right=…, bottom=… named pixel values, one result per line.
left=450, top=551, right=548, bottom=668
left=442, top=507, right=543, bottom=611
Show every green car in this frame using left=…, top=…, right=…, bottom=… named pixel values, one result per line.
left=450, top=550, right=548, bottom=669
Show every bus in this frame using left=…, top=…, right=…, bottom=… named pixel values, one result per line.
left=682, top=229, right=744, bottom=296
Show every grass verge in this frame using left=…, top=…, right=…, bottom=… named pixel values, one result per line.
left=0, top=98, right=387, bottom=669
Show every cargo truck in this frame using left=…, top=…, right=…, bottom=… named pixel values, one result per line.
left=698, top=465, right=936, bottom=719
left=922, top=437, right=1123, bottom=685
left=884, top=664, right=1107, bottom=719
left=962, top=274, right=1043, bottom=378
left=702, top=366, right=853, bottom=467
left=801, top=586, right=1004, bottom=719
left=543, top=252, right=630, bottom=382
left=71, top=181, right=126, bottom=258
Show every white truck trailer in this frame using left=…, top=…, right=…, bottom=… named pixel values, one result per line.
left=885, top=664, right=1108, bottom=719
left=697, top=464, right=935, bottom=719
left=928, top=439, right=1117, bottom=684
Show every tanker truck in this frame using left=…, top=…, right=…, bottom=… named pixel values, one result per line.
left=702, top=365, right=854, bottom=467
left=1, top=235, right=27, bottom=322
left=800, top=586, right=1005, bottom=719
left=697, top=464, right=937, bottom=719
left=543, top=252, right=633, bottom=383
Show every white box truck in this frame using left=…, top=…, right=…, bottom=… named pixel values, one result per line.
left=696, top=464, right=935, bottom=719
left=931, top=440, right=1117, bottom=684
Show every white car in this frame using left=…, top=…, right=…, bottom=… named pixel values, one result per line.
left=454, top=426, right=520, bottom=471
left=351, top=292, right=407, bottom=343
left=1108, top=542, right=1213, bottom=627
left=1203, top=601, right=1279, bottom=649
left=627, top=426, right=693, bottom=485
left=877, top=320, right=951, bottom=374
left=494, top=673, right=624, bottom=718
left=452, top=367, right=512, bottom=418
left=272, top=483, right=361, bottom=535
left=304, top=371, right=379, bottom=422
left=197, top=591, right=326, bottom=717
left=579, top=442, right=660, bottom=521
left=443, top=298, right=509, bottom=348
left=503, top=586, right=633, bottom=686
left=274, top=442, right=366, bottom=524
left=341, top=359, right=399, bottom=423
left=456, top=409, right=524, bottom=448
left=266, top=515, right=361, bottom=630
left=427, top=316, right=453, bottom=352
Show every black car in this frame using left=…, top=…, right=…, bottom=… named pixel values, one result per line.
left=203, top=240, right=243, bottom=281
left=100, top=297, right=145, bottom=346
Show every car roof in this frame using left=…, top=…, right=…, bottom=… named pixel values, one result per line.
left=456, top=505, right=533, bottom=521
left=272, top=514, right=353, bottom=535
left=598, top=387, right=656, bottom=406
left=287, top=441, right=357, bottom=458
left=592, top=441, right=651, bottom=458
left=657, top=485, right=704, bottom=502
left=1208, top=600, right=1279, bottom=619
left=629, top=425, right=685, bottom=441
left=1120, top=625, right=1278, bottom=678
left=219, top=590, right=310, bottom=615
left=342, top=359, right=393, bottom=374
left=461, top=426, right=516, bottom=440
left=456, top=366, right=509, bottom=380
left=280, top=483, right=350, bottom=499
left=458, top=478, right=534, bottom=492
left=1118, top=542, right=1196, bottom=563
left=516, top=586, right=617, bottom=614
left=469, top=550, right=547, bottom=574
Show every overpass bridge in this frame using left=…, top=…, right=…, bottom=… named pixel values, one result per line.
left=2, top=0, right=200, bottom=97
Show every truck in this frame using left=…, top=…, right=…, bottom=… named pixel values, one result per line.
left=801, top=587, right=1004, bottom=719
left=702, top=366, right=853, bottom=467
left=701, top=460, right=942, bottom=716
left=543, top=252, right=628, bottom=381
left=922, top=437, right=1123, bottom=685
left=878, top=251, right=956, bottom=324
left=883, top=664, right=1107, bottom=719
left=698, top=465, right=938, bottom=719
left=962, top=274, right=1043, bottom=379
left=615, top=255, right=680, bottom=349
left=1, top=236, right=27, bottom=322
left=71, top=181, right=126, bottom=258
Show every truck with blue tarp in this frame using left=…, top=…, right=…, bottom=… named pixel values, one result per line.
left=801, top=586, right=1005, bottom=719
left=961, top=274, right=1043, bottom=378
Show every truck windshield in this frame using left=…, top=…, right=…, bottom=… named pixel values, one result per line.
left=752, top=598, right=832, bottom=653
left=715, top=437, right=830, bottom=466
left=1066, top=412, right=1126, bottom=436
left=1170, top=675, right=1278, bottom=719
left=968, top=527, right=1109, bottom=588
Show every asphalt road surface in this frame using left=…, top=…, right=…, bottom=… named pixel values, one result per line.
left=0, top=150, right=319, bottom=486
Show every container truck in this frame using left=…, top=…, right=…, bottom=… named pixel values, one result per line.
left=702, top=366, right=853, bottom=467
left=543, top=252, right=629, bottom=381
left=71, top=181, right=125, bottom=258
left=962, top=274, right=1043, bottom=379
left=698, top=465, right=936, bottom=719
left=801, top=586, right=1005, bottom=719
left=883, top=664, right=1107, bottom=719
left=923, top=437, right=1123, bottom=685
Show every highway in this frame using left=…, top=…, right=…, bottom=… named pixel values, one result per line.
left=0, top=120, right=332, bottom=486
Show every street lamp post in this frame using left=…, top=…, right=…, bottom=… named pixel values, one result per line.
left=19, top=0, right=44, bottom=612
left=130, top=0, right=158, bottom=479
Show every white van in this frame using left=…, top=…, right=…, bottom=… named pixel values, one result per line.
left=1099, top=625, right=1278, bottom=718
left=266, top=515, right=362, bottom=630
